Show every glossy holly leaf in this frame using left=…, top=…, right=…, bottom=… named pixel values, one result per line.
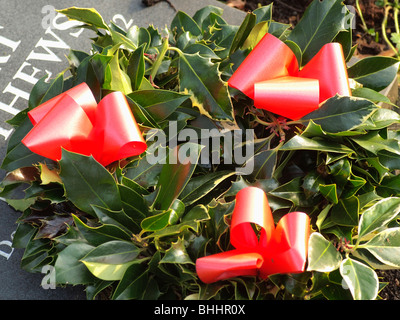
left=149, top=205, right=210, bottom=239
left=90, top=53, right=113, bottom=85
left=160, top=237, right=194, bottom=264
left=127, top=45, right=145, bottom=91
left=171, top=11, right=202, bottom=37
left=288, top=0, right=348, bottom=65
left=91, top=205, right=141, bottom=234
left=351, top=131, right=400, bottom=156
left=109, top=28, right=138, bottom=51
left=59, top=150, right=122, bottom=216
left=124, top=151, right=166, bottom=188
left=141, top=199, right=185, bottom=232
left=1, top=117, right=45, bottom=172
left=39, top=162, right=62, bottom=185
left=103, top=49, right=132, bottom=94
left=118, top=184, right=148, bottom=222
left=57, top=7, right=109, bottom=30
left=112, top=264, right=148, bottom=300
left=358, top=197, right=400, bottom=240
left=253, top=4, right=273, bottom=23
left=242, top=21, right=269, bottom=50
left=307, top=232, right=342, bottom=272
left=153, top=143, right=203, bottom=210
left=71, top=214, right=132, bottom=246
left=340, top=258, right=379, bottom=300
left=128, top=90, right=190, bottom=122
left=179, top=171, right=236, bottom=206
left=247, top=149, right=278, bottom=180
left=28, top=73, right=64, bottom=109
left=347, top=56, right=399, bottom=91
left=127, top=26, right=151, bottom=51
left=330, top=196, right=359, bottom=226
left=357, top=108, right=400, bottom=131
left=352, top=87, right=395, bottom=106
left=81, top=240, right=141, bottom=281
left=36, top=214, right=73, bottom=239
left=178, top=52, right=234, bottom=121
left=55, top=242, right=96, bottom=285
left=269, top=177, right=310, bottom=207
left=329, top=158, right=351, bottom=188
left=363, top=228, right=400, bottom=268
left=193, top=5, right=223, bottom=24
left=301, top=96, right=378, bottom=133
left=319, top=184, right=338, bottom=204
left=229, top=12, right=256, bottom=56
left=281, top=135, right=353, bottom=154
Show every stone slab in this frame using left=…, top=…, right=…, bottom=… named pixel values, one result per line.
left=0, top=0, right=244, bottom=300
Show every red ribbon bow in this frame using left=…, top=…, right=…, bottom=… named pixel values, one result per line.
left=228, top=33, right=351, bottom=120
left=22, top=82, right=147, bottom=166
left=196, top=187, right=310, bottom=283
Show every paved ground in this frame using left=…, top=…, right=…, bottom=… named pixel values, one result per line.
left=0, top=0, right=244, bottom=300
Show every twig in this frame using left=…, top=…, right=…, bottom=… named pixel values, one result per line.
left=164, top=0, right=177, bottom=12
left=382, top=0, right=400, bottom=57
left=355, top=0, right=370, bottom=34
left=274, top=0, right=304, bottom=14
left=142, top=0, right=177, bottom=12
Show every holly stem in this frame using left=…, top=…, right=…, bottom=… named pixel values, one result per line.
left=382, top=0, right=400, bottom=57
left=355, top=0, right=370, bottom=34
left=149, top=36, right=169, bottom=80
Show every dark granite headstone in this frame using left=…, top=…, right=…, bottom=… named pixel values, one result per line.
left=0, top=0, right=245, bottom=300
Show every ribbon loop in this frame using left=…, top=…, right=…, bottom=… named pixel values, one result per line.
left=196, top=187, right=310, bottom=284
left=230, top=187, right=275, bottom=250
left=22, top=82, right=147, bottom=166
left=228, top=33, right=351, bottom=120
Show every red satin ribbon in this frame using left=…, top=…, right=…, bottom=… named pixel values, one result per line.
left=22, top=82, right=147, bottom=166
left=196, top=187, right=310, bottom=283
left=228, top=33, right=351, bottom=120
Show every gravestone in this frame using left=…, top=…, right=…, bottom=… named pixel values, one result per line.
left=0, top=0, right=245, bottom=300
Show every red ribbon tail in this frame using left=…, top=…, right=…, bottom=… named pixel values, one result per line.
left=259, top=212, right=310, bottom=278
left=196, top=250, right=263, bottom=284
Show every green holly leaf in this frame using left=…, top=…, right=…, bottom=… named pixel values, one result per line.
left=178, top=52, right=234, bottom=121
left=128, top=90, right=190, bottom=122
left=363, top=228, right=400, bottom=268
left=127, top=45, right=145, bottom=91
left=57, top=7, right=109, bottom=30
left=153, top=143, right=203, bottom=210
left=103, top=49, right=132, bottom=94
left=112, top=264, right=148, bottom=300
left=307, top=232, right=342, bottom=272
left=288, top=0, right=348, bottom=65
left=160, top=237, right=195, bottom=264
left=347, top=56, right=399, bottom=91
left=358, top=197, right=400, bottom=240
left=171, top=11, right=202, bottom=37
left=340, top=258, right=379, bottom=300
left=55, top=242, right=96, bottom=285
left=59, top=150, right=122, bottom=216
left=81, top=240, right=141, bottom=281
left=301, top=96, right=378, bottom=134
